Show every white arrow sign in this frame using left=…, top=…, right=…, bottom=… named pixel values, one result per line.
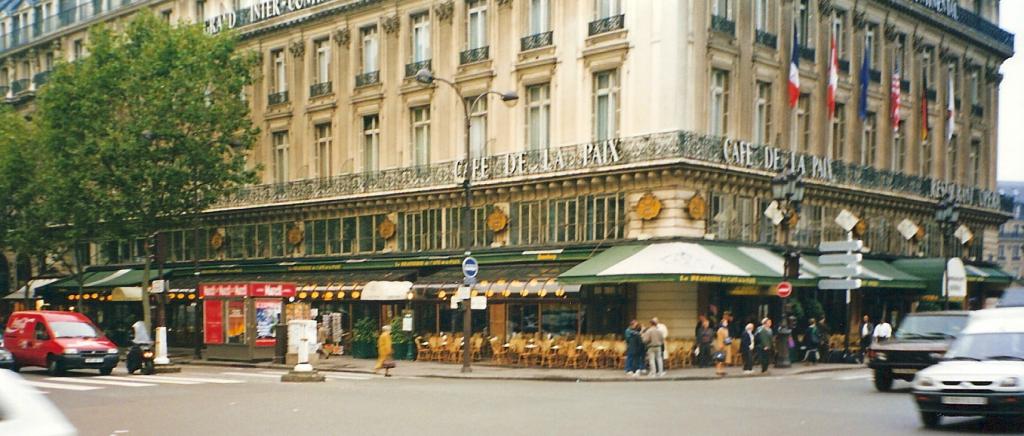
left=819, top=278, right=863, bottom=290
left=819, top=265, right=863, bottom=278
left=818, top=240, right=864, bottom=253
left=819, top=253, right=863, bottom=265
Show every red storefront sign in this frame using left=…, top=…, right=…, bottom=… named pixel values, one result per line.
left=203, top=300, right=224, bottom=344
left=199, top=282, right=296, bottom=298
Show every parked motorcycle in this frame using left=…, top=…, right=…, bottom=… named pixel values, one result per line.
left=126, top=343, right=155, bottom=375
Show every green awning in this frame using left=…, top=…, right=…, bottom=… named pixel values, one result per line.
left=890, top=258, right=1015, bottom=295
left=41, top=268, right=174, bottom=292
left=801, top=257, right=926, bottom=289
left=559, top=242, right=811, bottom=286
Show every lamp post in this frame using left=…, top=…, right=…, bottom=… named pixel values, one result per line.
left=770, top=169, right=805, bottom=368
left=934, top=194, right=960, bottom=310
left=415, top=69, right=518, bottom=373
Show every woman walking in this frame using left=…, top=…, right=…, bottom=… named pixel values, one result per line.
left=374, top=325, right=393, bottom=374
left=713, top=319, right=730, bottom=376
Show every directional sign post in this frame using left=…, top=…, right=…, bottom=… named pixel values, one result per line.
left=818, top=230, right=864, bottom=354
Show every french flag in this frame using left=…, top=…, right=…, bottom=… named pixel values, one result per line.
left=789, top=24, right=800, bottom=108
left=827, top=33, right=838, bottom=119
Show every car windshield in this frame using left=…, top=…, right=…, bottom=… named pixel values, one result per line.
left=894, top=315, right=966, bottom=340
left=49, top=321, right=99, bottom=338
left=946, top=333, right=1024, bottom=361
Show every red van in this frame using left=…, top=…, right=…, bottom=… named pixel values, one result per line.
left=2, top=311, right=119, bottom=375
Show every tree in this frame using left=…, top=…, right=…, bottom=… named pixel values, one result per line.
left=35, top=12, right=259, bottom=331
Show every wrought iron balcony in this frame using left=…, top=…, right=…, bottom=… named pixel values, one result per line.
left=355, top=71, right=380, bottom=87
left=900, top=79, right=910, bottom=93
left=926, top=88, right=937, bottom=101
left=405, top=60, right=431, bottom=78
left=521, top=31, right=553, bottom=51
left=869, top=69, right=881, bottom=83
left=956, top=8, right=1014, bottom=50
left=588, top=14, right=624, bottom=36
left=33, top=70, right=50, bottom=87
left=267, top=90, right=289, bottom=106
left=799, top=47, right=815, bottom=62
left=309, top=81, right=332, bottom=98
left=11, top=78, right=29, bottom=95
left=838, top=59, right=850, bottom=73
left=754, top=30, right=776, bottom=49
left=460, top=46, right=489, bottom=65
left=971, top=104, right=984, bottom=117
left=711, top=15, right=735, bottom=37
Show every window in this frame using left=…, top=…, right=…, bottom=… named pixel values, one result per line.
left=304, top=219, right=341, bottom=255
left=442, top=206, right=493, bottom=248
left=832, top=10, right=846, bottom=60
left=894, top=35, right=906, bottom=76
left=356, top=215, right=387, bottom=253
left=923, top=49, right=934, bottom=88
left=1014, top=245, right=1021, bottom=260
left=399, top=209, right=443, bottom=252
left=272, top=131, right=288, bottom=183
left=584, top=194, right=626, bottom=241
left=712, top=0, right=729, bottom=18
left=314, top=39, right=330, bottom=84
left=754, top=0, right=769, bottom=31
left=196, top=0, right=205, bottom=20
left=468, top=96, right=487, bottom=159
left=754, top=81, right=772, bottom=144
left=467, top=0, right=487, bottom=50
left=947, top=135, right=958, bottom=182
left=272, top=49, right=286, bottom=93
left=710, top=68, right=729, bottom=136
left=361, top=26, right=378, bottom=74
left=921, top=140, right=933, bottom=176
left=73, top=39, right=83, bottom=60
left=865, top=24, right=878, bottom=68
left=797, top=94, right=810, bottom=152
left=797, top=0, right=811, bottom=47
left=526, top=83, right=551, bottom=151
left=596, top=0, right=621, bottom=19
left=969, top=70, right=980, bottom=106
left=969, top=139, right=981, bottom=186
left=509, top=201, right=546, bottom=246
left=892, top=121, right=905, bottom=171
left=862, top=112, right=876, bottom=166
left=549, top=198, right=580, bottom=243
left=411, top=13, right=430, bottom=63
left=999, top=245, right=1005, bottom=259
left=362, top=115, right=380, bottom=172
left=593, top=70, right=619, bottom=141
left=411, top=106, right=430, bottom=166
left=314, top=123, right=331, bottom=178
left=709, top=193, right=759, bottom=243
left=832, top=103, right=846, bottom=160
left=529, top=0, right=549, bottom=35
left=161, top=9, right=172, bottom=22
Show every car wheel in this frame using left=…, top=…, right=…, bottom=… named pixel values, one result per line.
left=46, top=357, right=64, bottom=376
left=99, top=367, right=113, bottom=376
left=920, top=411, right=940, bottom=428
left=873, top=369, right=893, bottom=391
left=9, top=363, right=19, bottom=373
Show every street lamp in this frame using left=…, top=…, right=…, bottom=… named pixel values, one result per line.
left=769, top=169, right=805, bottom=368
left=416, top=68, right=518, bottom=373
left=934, top=194, right=960, bottom=309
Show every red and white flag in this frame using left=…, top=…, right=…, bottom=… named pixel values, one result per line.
left=946, top=71, right=956, bottom=140
left=891, top=60, right=902, bottom=132
left=827, top=34, right=838, bottom=119
left=788, top=24, right=800, bottom=108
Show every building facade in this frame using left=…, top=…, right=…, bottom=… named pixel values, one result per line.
left=996, top=182, right=1024, bottom=281
left=0, top=0, right=1016, bottom=349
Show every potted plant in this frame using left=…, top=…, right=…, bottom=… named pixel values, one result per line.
left=390, top=317, right=415, bottom=361
left=351, top=317, right=378, bottom=359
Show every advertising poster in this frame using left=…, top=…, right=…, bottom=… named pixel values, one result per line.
left=226, top=300, right=246, bottom=344
left=203, top=300, right=224, bottom=344
left=254, top=299, right=282, bottom=346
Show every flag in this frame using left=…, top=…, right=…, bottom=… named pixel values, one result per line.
left=946, top=69, right=956, bottom=141
left=921, top=65, right=929, bottom=141
left=890, top=60, right=901, bottom=132
left=788, top=24, right=800, bottom=109
left=858, top=37, right=870, bottom=120
left=827, top=33, right=838, bottom=119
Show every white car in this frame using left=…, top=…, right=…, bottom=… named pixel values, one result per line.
left=0, top=369, right=77, bottom=436
left=911, top=307, right=1024, bottom=428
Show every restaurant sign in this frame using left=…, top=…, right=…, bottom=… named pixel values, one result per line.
left=200, top=282, right=297, bottom=298
left=721, top=139, right=836, bottom=182
left=907, top=0, right=959, bottom=20
left=455, top=139, right=623, bottom=182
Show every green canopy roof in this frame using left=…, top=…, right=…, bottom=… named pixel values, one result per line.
left=890, top=258, right=1014, bottom=295
left=801, top=257, right=926, bottom=289
left=41, top=268, right=175, bottom=292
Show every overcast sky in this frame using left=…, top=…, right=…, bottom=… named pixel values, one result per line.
left=999, top=0, right=1023, bottom=182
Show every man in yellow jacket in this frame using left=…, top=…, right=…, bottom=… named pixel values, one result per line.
left=374, top=325, right=393, bottom=373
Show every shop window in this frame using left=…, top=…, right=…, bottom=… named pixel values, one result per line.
left=708, top=193, right=759, bottom=243
left=540, top=304, right=579, bottom=336
left=225, top=300, right=246, bottom=344
left=507, top=304, right=539, bottom=334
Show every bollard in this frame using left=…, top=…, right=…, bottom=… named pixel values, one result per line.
left=294, top=337, right=314, bottom=373
left=281, top=320, right=324, bottom=382
left=152, top=326, right=181, bottom=373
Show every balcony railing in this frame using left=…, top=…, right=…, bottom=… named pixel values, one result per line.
left=520, top=31, right=553, bottom=51
left=355, top=71, right=380, bottom=87
left=956, top=8, right=1014, bottom=49
left=405, top=59, right=431, bottom=78
left=799, top=47, right=815, bottom=62
left=588, top=14, right=624, bottom=36
left=309, top=81, right=332, bottom=98
left=11, top=78, right=29, bottom=95
left=711, top=15, right=735, bottom=37
left=213, top=129, right=1011, bottom=214
left=838, top=59, right=850, bottom=73
left=0, top=0, right=145, bottom=55
left=267, top=90, right=288, bottom=106
left=459, top=46, right=489, bottom=65
left=33, top=70, right=50, bottom=87
left=971, top=104, right=984, bottom=117
left=754, top=30, right=776, bottom=49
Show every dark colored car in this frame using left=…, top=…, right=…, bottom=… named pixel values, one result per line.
left=997, top=286, right=1024, bottom=308
left=0, top=339, right=13, bottom=370
left=867, top=311, right=969, bottom=391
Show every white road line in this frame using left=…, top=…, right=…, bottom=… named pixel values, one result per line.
left=46, top=377, right=155, bottom=387
left=799, top=375, right=828, bottom=380
left=24, top=381, right=102, bottom=391
left=257, top=371, right=289, bottom=376
left=118, top=375, right=203, bottom=385
left=220, top=372, right=283, bottom=379
left=324, top=374, right=374, bottom=381
left=139, top=375, right=245, bottom=384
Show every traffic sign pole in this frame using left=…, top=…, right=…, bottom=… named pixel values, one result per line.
left=460, top=256, right=478, bottom=373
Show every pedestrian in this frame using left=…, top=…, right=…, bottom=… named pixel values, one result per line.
left=624, top=320, right=644, bottom=376
left=642, top=319, right=666, bottom=377
left=755, top=318, right=774, bottom=373
left=740, top=323, right=755, bottom=374
left=374, top=325, right=393, bottom=374
left=713, top=319, right=730, bottom=376
left=803, top=318, right=821, bottom=365
left=653, top=317, right=669, bottom=361
left=817, top=317, right=831, bottom=363
left=697, top=319, right=714, bottom=368
left=873, top=318, right=893, bottom=343
left=694, top=314, right=708, bottom=339
left=859, top=315, right=875, bottom=362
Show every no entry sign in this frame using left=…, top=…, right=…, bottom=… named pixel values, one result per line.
left=777, top=281, right=793, bottom=298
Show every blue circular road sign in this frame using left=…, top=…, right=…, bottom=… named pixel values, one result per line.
left=462, top=257, right=479, bottom=279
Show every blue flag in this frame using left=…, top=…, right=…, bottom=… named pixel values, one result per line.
left=859, top=37, right=870, bottom=120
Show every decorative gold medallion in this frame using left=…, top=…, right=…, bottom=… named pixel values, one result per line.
left=286, top=225, right=304, bottom=246
left=853, top=219, right=868, bottom=237
left=688, top=193, right=707, bottom=220
left=209, top=232, right=224, bottom=250
left=487, top=208, right=509, bottom=233
left=378, top=218, right=396, bottom=240
left=636, top=192, right=663, bottom=221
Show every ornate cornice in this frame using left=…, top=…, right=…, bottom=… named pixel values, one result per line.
left=435, top=0, right=454, bottom=22
left=382, top=15, right=400, bottom=34
left=818, top=0, right=834, bottom=19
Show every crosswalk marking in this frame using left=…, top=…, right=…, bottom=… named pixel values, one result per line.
left=221, top=371, right=283, bottom=379
left=100, top=375, right=200, bottom=385
left=325, top=373, right=375, bottom=381
left=139, top=375, right=245, bottom=384
left=46, top=377, right=155, bottom=387
left=25, top=380, right=102, bottom=391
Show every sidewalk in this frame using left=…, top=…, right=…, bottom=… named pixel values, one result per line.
left=168, top=348, right=862, bottom=382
